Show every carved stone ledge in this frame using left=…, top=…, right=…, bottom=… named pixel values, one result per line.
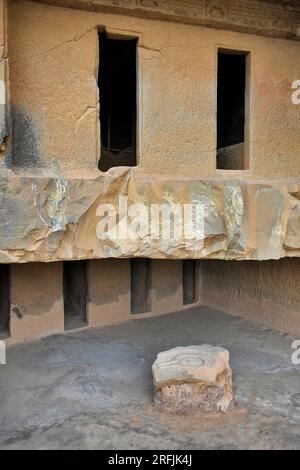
left=31, top=0, right=300, bottom=40
left=1, top=168, right=300, bottom=263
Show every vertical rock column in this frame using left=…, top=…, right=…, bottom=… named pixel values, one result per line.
left=0, top=0, right=9, bottom=163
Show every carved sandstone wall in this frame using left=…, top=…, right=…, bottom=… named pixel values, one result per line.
left=32, top=0, right=300, bottom=41
left=1, top=169, right=300, bottom=263
left=0, top=0, right=9, bottom=162
left=1, top=1, right=300, bottom=342
left=0, top=0, right=299, bottom=263
left=200, top=257, right=300, bottom=335
left=7, top=0, right=300, bottom=177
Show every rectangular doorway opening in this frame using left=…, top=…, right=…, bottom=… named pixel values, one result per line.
left=98, top=32, right=138, bottom=172
left=63, top=261, right=88, bottom=330
left=217, top=50, right=249, bottom=170
left=131, top=259, right=151, bottom=314
left=0, top=265, right=10, bottom=338
left=183, top=260, right=197, bottom=305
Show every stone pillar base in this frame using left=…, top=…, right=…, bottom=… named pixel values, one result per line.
left=152, top=345, right=233, bottom=414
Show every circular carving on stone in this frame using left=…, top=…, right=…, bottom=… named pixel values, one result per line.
left=177, top=354, right=205, bottom=367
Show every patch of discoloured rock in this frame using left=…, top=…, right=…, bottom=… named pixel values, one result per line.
left=152, top=345, right=233, bottom=414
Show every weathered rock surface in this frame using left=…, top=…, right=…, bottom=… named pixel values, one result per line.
left=3, top=1, right=300, bottom=266
left=31, top=0, right=300, bottom=41
left=152, top=345, right=233, bottom=414
left=0, top=168, right=300, bottom=263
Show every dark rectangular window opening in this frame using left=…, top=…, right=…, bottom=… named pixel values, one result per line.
left=217, top=50, right=248, bottom=170
left=183, top=260, right=197, bottom=305
left=0, top=265, right=10, bottom=338
left=63, top=261, right=88, bottom=331
left=98, top=32, right=137, bottom=172
left=131, top=259, right=151, bottom=314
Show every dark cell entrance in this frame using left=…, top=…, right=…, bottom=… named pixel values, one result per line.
left=217, top=50, right=248, bottom=170
left=98, top=32, right=137, bottom=172
left=0, top=265, right=10, bottom=337
left=63, top=261, right=88, bottom=330
left=183, top=260, right=197, bottom=305
left=131, top=259, right=151, bottom=314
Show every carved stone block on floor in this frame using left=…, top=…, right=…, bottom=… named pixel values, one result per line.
left=152, top=345, right=233, bottom=414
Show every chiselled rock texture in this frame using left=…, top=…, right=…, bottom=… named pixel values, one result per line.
left=8, top=1, right=300, bottom=178
left=152, top=345, right=233, bottom=413
left=3, top=1, right=300, bottom=265
left=32, top=0, right=300, bottom=41
left=1, top=169, right=300, bottom=263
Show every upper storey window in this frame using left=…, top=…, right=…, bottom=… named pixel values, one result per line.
left=98, top=32, right=138, bottom=172
left=217, top=49, right=249, bottom=170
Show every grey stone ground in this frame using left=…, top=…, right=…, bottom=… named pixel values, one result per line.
left=0, top=306, right=300, bottom=450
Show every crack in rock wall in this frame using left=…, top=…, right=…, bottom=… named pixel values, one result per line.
left=0, top=168, right=300, bottom=263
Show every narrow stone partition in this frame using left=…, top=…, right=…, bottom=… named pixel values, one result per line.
left=88, top=259, right=131, bottom=327
left=9, top=263, right=64, bottom=342
left=151, top=260, right=183, bottom=315
left=152, top=345, right=233, bottom=414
